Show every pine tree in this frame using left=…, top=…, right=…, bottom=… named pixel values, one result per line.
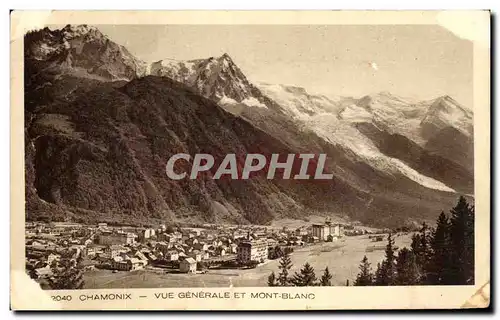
left=466, top=205, right=475, bottom=284
left=319, top=267, right=333, bottom=286
left=395, top=247, right=421, bottom=285
left=410, top=233, right=422, bottom=269
left=291, top=262, right=317, bottom=286
left=277, top=253, right=293, bottom=286
left=449, top=196, right=475, bottom=284
left=428, top=211, right=452, bottom=284
left=274, top=246, right=284, bottom=259
left=410, top=223, right=432, bottom=283
left=385, top=233, right=396, bottom=263
left=374, top=262, right=383, bottom=285
left=267, top=271, right=277, bottom=287
left=354, top=255, right=373, bottom=286
left=418, top=223, right=432, bottom=267
left=410, top=233, right=421, bottom=253
left=374, top=233, right=396, bottom=285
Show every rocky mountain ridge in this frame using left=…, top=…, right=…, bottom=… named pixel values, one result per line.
left=23, top=25, right=474, bottom=227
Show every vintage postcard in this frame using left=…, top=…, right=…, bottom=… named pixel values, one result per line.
left=10, top=10, right=490, bottom=310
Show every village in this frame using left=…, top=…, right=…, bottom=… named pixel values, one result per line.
left=25, top=217, right=378, bottom=288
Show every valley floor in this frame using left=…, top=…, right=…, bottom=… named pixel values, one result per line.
left=83, top=234, right=414, bottom=289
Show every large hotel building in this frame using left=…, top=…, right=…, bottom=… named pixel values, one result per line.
left=237, top=239, right=269, bottom=264
left=312, top=223, right=344, bottom=241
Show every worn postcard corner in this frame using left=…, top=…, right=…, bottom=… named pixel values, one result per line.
left=461, top=282, right=490, bottom=309
left=11, top=10, right=490, bottom=311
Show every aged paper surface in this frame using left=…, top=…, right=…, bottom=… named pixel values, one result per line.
left=11, top=10, right=490, bottom=310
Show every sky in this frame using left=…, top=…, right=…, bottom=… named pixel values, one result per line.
left=95, top=24, right=473, bottom=107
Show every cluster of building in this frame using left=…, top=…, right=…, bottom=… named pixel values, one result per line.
left=25, top=222, right=88, bottom=281
left=25, top=219, right=346, bottom=282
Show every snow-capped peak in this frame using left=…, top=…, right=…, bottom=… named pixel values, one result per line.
left=261, top=82, right=471, bottom=193
left=25, top=24, right=148, bottom=81
left=258, top=82, right=342, bottom=119
left=420, top=95, right=473, bottom=137
left=61, top=24, right=101, bottom=39
left=218, top=52, right=232, bottom=61
left=216, top=53, right=238, bottom=72
left=429, top=95, right=471, bottom=116
left=356, top=91, right=420, bottom=109
left=150, top=53, right=270, bottom=108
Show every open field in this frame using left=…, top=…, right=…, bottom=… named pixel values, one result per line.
left=83, top=233, right=414, bottom=289
left=269, top=215, right=346, bottom=230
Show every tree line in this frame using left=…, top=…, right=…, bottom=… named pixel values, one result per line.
left=267, top=252, right=334, bottom=286
left=355, top=196, right=474, bottom=286
left=267, top=196, right=474, bottom=287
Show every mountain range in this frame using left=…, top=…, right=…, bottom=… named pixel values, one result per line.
left=23, top=24, right=474, bottom=227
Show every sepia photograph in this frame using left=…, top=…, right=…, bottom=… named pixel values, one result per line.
left=10, top=10, right=490, bottom=310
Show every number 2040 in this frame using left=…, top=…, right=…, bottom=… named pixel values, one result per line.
left=51, top=295, right=72, bottom=302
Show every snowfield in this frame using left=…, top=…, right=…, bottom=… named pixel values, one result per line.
left=259, top=84, right=468, bottom=193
